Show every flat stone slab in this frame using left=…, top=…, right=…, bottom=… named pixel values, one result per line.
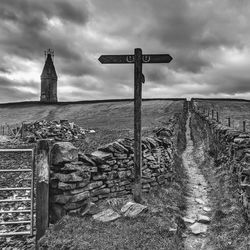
left=203, top=206, right=211, bottom=212
left=93, top=209, right=121, bottom=222
left=121, top=201, right=148, bottom=217
left=190, top=222, right=208, bottom=235
left=195, top=198, right=206, bottom=205
left=183, top=217, right=196, bottom=224
left=197, top=214, right=210, bottom=224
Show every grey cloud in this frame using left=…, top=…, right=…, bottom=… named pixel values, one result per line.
left=0, top=0, right=89, bottom=61
left=1, top=0, right=250, bottom=102
left=205, top=71, right=250, bottom=95
left=0, top=76, right=38, bottom=102
left=0, top=67, right=10, bottom=74
left=58, top=56, right=96, bottom=77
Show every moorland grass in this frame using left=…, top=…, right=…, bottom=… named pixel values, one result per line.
left=39, top=155, right=188, bottom=250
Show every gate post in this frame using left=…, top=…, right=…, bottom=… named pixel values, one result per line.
left=36, top=140, right=50, bottom=249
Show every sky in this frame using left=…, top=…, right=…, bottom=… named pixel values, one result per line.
left=0, top=0, right=250, bottom=102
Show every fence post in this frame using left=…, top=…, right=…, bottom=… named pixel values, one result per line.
left=21, top=122, right=24, bottom=139
left=216, top=112, right=219, bottom=122
left=36, top=140, right=50, bottom=249
left=212, top=109, right=214, bottom=119
left=227, top=117, right=231, bottom=127
left=243, top=121, right=246, bottom=132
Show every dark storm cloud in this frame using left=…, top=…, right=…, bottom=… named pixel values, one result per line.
left=145, top=0, right=247, bottom=74
left=0, top=67, right=10, bottom=74
left=58, top=55, right=97, bottom=77
left=147, top=68, right=166, bottom=83
left=203, top=63, right=250, bottom=95
left=1, top=0, right=250, bottom=102
left=0, top=0, right=89, bottom=60
left=0, top=0, right=89, bottom=25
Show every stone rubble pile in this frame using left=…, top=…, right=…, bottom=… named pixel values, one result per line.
left=22, top=120, right=95, bottom=142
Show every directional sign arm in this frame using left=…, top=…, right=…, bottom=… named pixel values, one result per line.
left=99, top=53, right=173, bottom=64
left=98, top=55, right=134, bottom=64
left=142, top=54, right=172, bottom=63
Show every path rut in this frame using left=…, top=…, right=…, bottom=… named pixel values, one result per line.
left=182, top=112, right=213, bottom=250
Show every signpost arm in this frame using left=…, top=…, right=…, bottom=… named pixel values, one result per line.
left=133, top=48, right=142, bottom=202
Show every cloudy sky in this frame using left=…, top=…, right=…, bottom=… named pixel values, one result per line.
left=0, top=0, right=250, bottom=102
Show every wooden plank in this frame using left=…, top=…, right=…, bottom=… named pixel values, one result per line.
left=133, top=48, right=142, bottom=203
left=0, top=220, right=31, bottom=225
left=0, top=169, right=32, bottom=172
left=142, top=54, right=173, bottom=63
left=0, top=187, right=31, bottom=191
left=36, top=140, right=50, bottom=249
left=0, top=231, right=31, bottom=237
left=0, top=199, right=31, bottom=202
left=99, top=55, right=134, bottom=64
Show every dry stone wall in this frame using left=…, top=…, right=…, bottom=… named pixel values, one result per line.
left=191, top=101, right=250, bottom=220
left=49, top=110, right=187, bottom=223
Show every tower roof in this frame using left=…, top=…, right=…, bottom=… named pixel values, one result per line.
left=41, top=51, right=57, bottom=79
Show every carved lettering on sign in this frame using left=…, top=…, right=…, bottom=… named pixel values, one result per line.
left=126, top=55, right=134, bottom=63
left=142, top=55, right=150, bottom=63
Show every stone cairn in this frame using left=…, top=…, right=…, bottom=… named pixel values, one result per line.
left=49, top=127, right=176, bottom=223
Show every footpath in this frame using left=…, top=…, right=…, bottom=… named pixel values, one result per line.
left=182, top=112, right=213, bottom=250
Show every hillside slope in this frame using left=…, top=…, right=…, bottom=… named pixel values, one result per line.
left=0, top=100, right=182, bottom=128
left=0, top=100, right=184, bottom=152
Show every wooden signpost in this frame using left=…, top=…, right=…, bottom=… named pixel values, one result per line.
left=99, top=48, right=172, bottom=202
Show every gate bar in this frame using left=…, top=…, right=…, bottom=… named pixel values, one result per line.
left=0, top=187, right=31, bottom=191
left=0, top=149, right=33, bottom=152
left=0, top=221, right=30, bottom=225
left=0, top=198, right=31, bottom=202
left=0, top=231, right=31, bottom=237
left=0, top=169, right=31, bottom=172
left=0, top=209, right=31, bottom=214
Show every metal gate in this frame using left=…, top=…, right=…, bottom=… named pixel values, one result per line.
left=0, top=148, right=35, bottom=237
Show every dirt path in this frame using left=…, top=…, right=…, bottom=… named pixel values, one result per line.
left=182, top=112, right=213, bottom=250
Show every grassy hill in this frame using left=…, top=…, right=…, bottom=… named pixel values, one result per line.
left=194, top=99, right=250, bottom=131
left=0, top=99, right=185, bottom=152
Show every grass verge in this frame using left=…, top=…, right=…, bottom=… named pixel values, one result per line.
left=39, top=154, right=188, bottom=250
left=191, top=112, right=250, bottom=250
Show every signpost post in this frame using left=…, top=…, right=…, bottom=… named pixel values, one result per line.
left=99, top=48, right=172, bottom=202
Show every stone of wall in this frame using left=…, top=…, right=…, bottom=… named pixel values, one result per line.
left=191, top=101, right=250, bottom=219
left=49, top=110, right=187, bottom=223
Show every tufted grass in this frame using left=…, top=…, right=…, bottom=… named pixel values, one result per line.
left=39, top=155, right=188, bottom=250
left=191, top=111, right=250, bottom=250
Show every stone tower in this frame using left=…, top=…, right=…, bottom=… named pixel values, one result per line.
left=40, top=49, right=58, bottom=102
